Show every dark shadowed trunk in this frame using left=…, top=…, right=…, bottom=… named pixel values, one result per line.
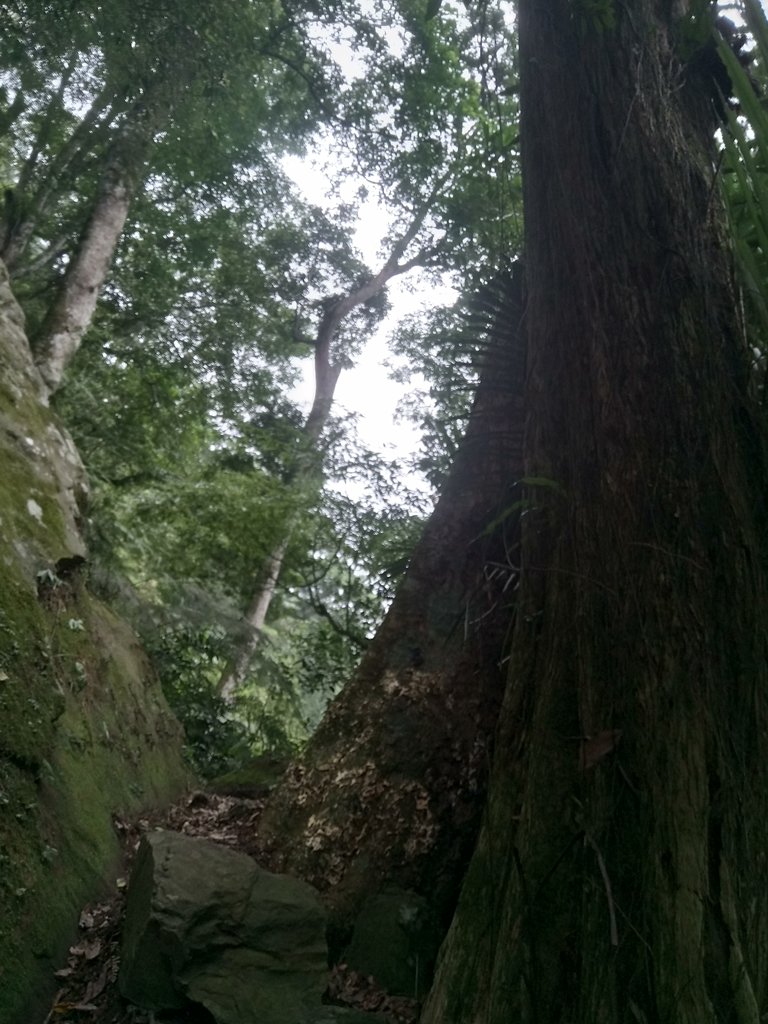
left=258, top=271, right=525, bottom=946
left=422, top=4, right=768, bottom=1022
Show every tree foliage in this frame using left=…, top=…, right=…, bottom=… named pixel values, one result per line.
left=0, top=0, right=520, bottom=755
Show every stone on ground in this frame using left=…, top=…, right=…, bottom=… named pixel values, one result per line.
left=119, top=829, right=327, bottom=1024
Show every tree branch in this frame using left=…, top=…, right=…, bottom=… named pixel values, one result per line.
left=307, top=586, right=370, bottom=652
left=4, top=83, right=121, bottom=269
left=0, top=88, right=26, bottom=138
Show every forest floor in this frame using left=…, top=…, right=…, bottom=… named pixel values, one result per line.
left=42, top=789, right=419, bottom=1024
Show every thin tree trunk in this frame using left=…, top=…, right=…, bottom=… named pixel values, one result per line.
left=217, top=206, right=438, bottom=701
left=0, top=61, right=77, bottom=265
left=422, top=4, right=768, bottom=1022
left=257, top=269, right=526, bottom=953
left=31, top=126, right=146, bottom=396
left=218, top=537, right=292, bottom=702
left=215, top=336, right=342, bottom=700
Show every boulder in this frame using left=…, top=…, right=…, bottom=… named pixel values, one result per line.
left=208, top=754, right=289, bottom=799
left=120, top=830, right=328, bottom=1024
left=342, top=886, right=440, bottom=998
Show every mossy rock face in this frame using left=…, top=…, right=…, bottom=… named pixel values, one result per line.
left=0, top=261, right=190, bottom=1024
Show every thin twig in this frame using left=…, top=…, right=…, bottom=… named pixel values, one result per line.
left=584, top=830, right=619, bottom=947
left=627, top=541, right=707, bottom=572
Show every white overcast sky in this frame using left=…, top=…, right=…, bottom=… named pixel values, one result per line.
left=281, top=9, right=461, bottom=486
left=283, top=152, right=457, bottom=484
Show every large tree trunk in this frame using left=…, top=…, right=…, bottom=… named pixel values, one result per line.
left=258, top=271, right=525, bottom=948
left=422, top=4, right=768, bottom=1022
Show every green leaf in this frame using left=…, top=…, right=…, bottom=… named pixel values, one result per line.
left=518, top=475, right=566, bottom=494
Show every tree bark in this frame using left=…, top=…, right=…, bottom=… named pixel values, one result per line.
left=1, top=83, right=117, bottom=271
left=218, top=537, right=292, bottom=702
left=31, top=125, right=146, bottom=396
left=422, top=4, right=768, bottom=1022
left=257, top=269, right=526, bottom=951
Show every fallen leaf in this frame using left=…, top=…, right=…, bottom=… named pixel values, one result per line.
left=579, top=729, right=623, bottom=771
left=84, top=965, right=108, bottom=1001
left=69, top=937, right=101, bottom=960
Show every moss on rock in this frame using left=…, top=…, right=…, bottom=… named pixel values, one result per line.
left=0, top=261, right=190, bottom=1024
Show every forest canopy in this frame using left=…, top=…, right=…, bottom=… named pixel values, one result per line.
left=0, top=0, right=521, bottom=769
left=2, top=0, right=766, bottom=777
